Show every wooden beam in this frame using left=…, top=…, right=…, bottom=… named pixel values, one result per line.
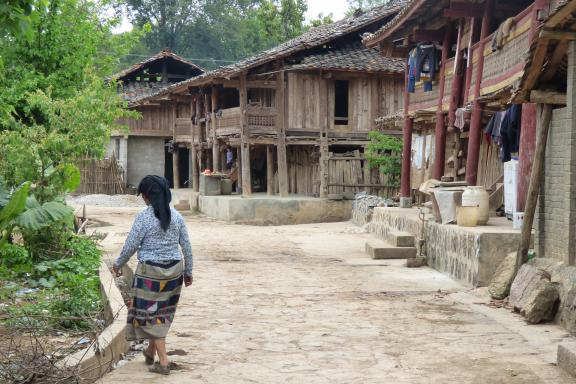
left=211, top=87, right=220, bottom=171
left=542, top=39, right=569, bottom=81
left=444, top=8, right=483, bottom=18
left=276, top=63, right=289, bottom=197
left=540, top=29, right=576, bottom=40
left=191, top=145, right=199, bottom=192
left=239, top=73, right=251, bottom=196
left=530, top=90, right=567, bottom=105
left=319, top=79, right=330, bottom=198
left=267, top=145, right=274, bottom=195
left=516, top=104, right=553, bottom=271
left=521, top=38, right=550, bottom=97
left=546, top=1, right=576, bottom=28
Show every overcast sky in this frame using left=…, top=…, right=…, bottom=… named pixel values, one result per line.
left=306, top=0, right=349, bottom=21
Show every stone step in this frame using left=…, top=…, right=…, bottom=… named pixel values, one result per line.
left=365, top=240, right=417, bottom=260
left=558, top=342, right=576, bottom=378
left=387, top=231, right=415, bottom=247
left=174, top=200, right=191, bottom=211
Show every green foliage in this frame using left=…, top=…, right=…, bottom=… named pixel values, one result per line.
left=0, top=0, right=48, bottom=40
left=0, top=180, right=73, bottom=248
left=122, top=0, right=315, bottom=70
left=0, top=236, right=102, bottom=330
left=365, top=131, right=403, bottom=187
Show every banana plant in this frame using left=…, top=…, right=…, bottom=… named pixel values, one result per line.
left=0, top=179, right=73, bottom=248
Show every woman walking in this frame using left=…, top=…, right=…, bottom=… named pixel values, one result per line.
left=113, top=175, right=193, bottom=376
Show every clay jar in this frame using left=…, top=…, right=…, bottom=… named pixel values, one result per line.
left=462, top=186, right=490, bottom=225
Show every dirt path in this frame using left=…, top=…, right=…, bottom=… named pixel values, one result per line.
left=86, top=206, right=574, bottom=384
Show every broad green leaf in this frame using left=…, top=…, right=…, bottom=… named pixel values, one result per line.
left=14, top=201, right=73, bottom=231
left=0, top=182, right=30, bottom=222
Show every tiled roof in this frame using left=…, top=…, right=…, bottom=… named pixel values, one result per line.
left=286, top=45, right=404, bottom=73
left=362, top=0, right=426, bottom=47
left=111, top=49, right=203, bottom=81
left=120, top=81, right=171, bottom=103
left=132, top=1, right=406, bottom=104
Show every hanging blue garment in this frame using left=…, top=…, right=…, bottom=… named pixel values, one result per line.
left=407, top=49, right=417, bottom=93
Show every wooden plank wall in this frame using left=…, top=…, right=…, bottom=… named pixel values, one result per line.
left=118, top=104, right=174, bottom=136
left=477, top=134, right=503, bottom=188
left=287, top=73, right=321, bottom=130
left=287, top=73, right=403, bottom=132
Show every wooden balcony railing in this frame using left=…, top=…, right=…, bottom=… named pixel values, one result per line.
left=247, top=106, right=277, bottom=136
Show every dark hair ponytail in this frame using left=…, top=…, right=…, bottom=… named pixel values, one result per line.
left=137, top=175, right=172, bottom=231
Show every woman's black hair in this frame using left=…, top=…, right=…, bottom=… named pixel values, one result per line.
left=137, top=175, right=172, bottom=231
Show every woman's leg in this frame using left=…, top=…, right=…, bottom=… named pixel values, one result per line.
left=145, top=339, right=156, bottom=357
left=154, top=338, right=169, bottom=367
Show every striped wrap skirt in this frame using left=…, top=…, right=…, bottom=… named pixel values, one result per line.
left=126, top=260, right=183, bottom=340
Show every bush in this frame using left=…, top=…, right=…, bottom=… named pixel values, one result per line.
left=0, top=236, right=102, bottom=330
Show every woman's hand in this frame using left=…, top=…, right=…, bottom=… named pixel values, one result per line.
left=112, top=264, right=122, bottom=277
left=184, top=275, right=193, bottom=287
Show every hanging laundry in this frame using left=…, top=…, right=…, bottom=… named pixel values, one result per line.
left=407, top=48, right=417, bottom=93
left=491, top=18, right=516, bottom=51
left=484, top=111, right=505, bottom=145
left=499, top=104, right=522, bottom=162
left=415, top=44, right=437, bottom=92
left=454, top=108, right=466, bottom=131
left=406, top=44, right=438, bottom=93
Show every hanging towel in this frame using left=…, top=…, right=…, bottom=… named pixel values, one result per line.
left=454, top=108, right=466, bottom=131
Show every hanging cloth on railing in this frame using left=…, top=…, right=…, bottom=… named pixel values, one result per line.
left=499, top=104, right=522, bottom=162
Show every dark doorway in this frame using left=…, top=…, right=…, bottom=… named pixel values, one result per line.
left=251, top=146, right=267, bottom=193
left=179, top=147, right=190, bottom=188
left=165, top=139, right=174, bottom=187
left=334, top=80, right=349, bottom=126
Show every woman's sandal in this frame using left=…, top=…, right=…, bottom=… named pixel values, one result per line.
left=149, top=362, right=170, bottom=375
left=142, top=350, right=154, bottom=365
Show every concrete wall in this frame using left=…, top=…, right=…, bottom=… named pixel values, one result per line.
left=199, top=195, right=352, bottom=225
left=126, top=137, right=166, bottom=187
left=370, top=208, right=522, bottom=287
left=106, top=136, right=128, bottom=183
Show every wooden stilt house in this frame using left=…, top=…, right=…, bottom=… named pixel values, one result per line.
left=133, top=2, right=406, bottom=197
left=109, top=49, right=203, bottom=187
left=364, top=0, right=558, bottom=208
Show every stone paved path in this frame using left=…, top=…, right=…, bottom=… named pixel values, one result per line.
left=88, top=207, right=575, bottom=384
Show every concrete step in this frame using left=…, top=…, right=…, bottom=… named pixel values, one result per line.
left=174, top=200, right=191, bottom=211
left=387, top=231, right=415, bottom=247
left=365, top=240, right=417, bottom=260
left=558, top=342, right=576, bottom=378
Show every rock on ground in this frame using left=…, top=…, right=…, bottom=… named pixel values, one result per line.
left=488, top=252, right=517, bottom=300
left=510, top=264, right=560, bottom=324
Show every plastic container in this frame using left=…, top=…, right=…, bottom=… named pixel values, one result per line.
left=513, top=211, right=524, bottom=229
left=456, top=206, right=478, bottom=227
left=462, top=186, right=490, bottom=225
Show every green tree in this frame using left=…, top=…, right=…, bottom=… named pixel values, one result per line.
left=365, top=131, right=403, bottom=187
left=0, top=0, right=138, bottom=197
left=122, top=0, right=312, bottom=69
left=0, top=0, right=47, bottom=39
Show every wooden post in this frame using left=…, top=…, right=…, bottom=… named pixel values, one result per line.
left=276, top=64, right=289, bottom=197
left=172, top=146, right=180, bottom=189
left=204, top=93, right=213, bottom=171
left=516, top=104, right=553, bottom=270
left=211, top=87, right=219, bottom=172
left=466, top=0, right=494, bottom=186
left=433, top=24, right=452, bottom=180
left=319, top=78, right=329, bottom=198
left=448, top=19, right=464, bottom=127
left=400, top=57, right=413, bottom=207
left=463, top=18, right=479, bottom=104
left=191, top=145, right=199, bottom=192
left=267, top=145, right=274, bottom=195
left=237, top=146, right=242, bottom=194
left=240, top=74, right=252, bottom=196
